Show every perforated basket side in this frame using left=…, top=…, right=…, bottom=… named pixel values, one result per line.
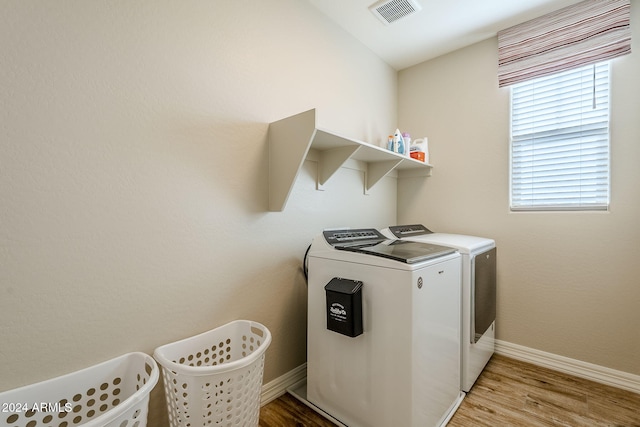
left=153, top=320, right=272, bottom=377
left=0, top=352, right=159, bottom=427
left=153, top=320, right=272, bottom=427
left=160, top=352, right=266, bottom=427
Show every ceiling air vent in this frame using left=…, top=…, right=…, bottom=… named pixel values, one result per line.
left=369, top=0, right=422, bottom=25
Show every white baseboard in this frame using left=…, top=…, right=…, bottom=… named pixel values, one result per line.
left=261, top=363, right=307, bottom=406
left=261, top=343, right=640, bottom=406
left=495, top=339, right=640, bottom=394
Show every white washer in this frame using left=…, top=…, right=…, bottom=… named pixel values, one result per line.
left=382, top=224, right=496, bottom=393
left=304, top=228, right=464, bottom=427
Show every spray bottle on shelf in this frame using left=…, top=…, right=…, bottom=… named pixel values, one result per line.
left=393, top=129, right=405, bottom=155
left=402, top=133, right=411, bottom=157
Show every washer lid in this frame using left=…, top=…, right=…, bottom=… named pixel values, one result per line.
left=337, top=239, right=456, bottom=264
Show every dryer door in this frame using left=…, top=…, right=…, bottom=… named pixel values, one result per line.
left=471, top=247, right=497, bottom=343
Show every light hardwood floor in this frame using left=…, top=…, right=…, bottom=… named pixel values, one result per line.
left=259, top=354, right=640, bottom=426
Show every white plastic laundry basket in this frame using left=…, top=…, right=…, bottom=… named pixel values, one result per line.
left=0, top=352, right=158, bottom=427
left=153, top=320, right=272, bottom=427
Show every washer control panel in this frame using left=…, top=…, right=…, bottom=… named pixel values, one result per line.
left=323, top=228, right=386, bottom=248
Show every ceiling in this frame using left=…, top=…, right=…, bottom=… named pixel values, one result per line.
left=307, top=0, right=585, bottom=70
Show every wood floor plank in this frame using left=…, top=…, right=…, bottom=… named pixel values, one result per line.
left=449, top=355, right=640, bottom=427
left=260, top=354, right=640, bottom=426
left=259, top=392, right=337, bottom=427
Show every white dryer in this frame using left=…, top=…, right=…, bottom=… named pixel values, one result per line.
left=305, top=228, right=464, bottom=427
left=382, top=224, right=496, bottom=393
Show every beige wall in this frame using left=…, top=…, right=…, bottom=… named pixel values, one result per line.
left=398, top=5, right=640, bottom=375
left=0, top=1, right=397, bottom=424
left=3, top=0, right=638, bottom=423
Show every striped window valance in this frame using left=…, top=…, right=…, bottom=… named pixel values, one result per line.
left=498, top=0, right=631, bottom=87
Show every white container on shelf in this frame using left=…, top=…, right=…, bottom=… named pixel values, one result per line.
left=411, top=137, right=429, bottom=164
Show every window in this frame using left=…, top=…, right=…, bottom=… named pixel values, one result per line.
left=510, top=61, right=610, bottom=211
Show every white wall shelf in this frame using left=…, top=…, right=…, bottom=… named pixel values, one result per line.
left=268, top=108, right=432, bottom=212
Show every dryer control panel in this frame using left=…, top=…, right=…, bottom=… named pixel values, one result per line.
left=388, top=224, right=433, bottom=238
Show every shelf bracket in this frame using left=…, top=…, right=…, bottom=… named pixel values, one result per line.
left=317, top=145, right=361, bottom=190
left=365, top=160, right=403, bottom=194
left=268, top=109, right=316, bottom=211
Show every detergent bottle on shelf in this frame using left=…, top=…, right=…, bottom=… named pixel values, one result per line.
left=410, top=137, right=429, bottom=163
left=393, top=129, right=405, bottom=155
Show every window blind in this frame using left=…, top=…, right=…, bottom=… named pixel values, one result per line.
left=510, top=61, right=610, bottom=211
left=498, top=0, right=630, bottom=87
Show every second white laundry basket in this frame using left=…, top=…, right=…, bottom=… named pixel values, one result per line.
left=153, top=320, right=271, bottom=427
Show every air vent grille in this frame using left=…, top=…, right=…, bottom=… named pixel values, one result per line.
left=369, top=0, right=422, bottom=25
